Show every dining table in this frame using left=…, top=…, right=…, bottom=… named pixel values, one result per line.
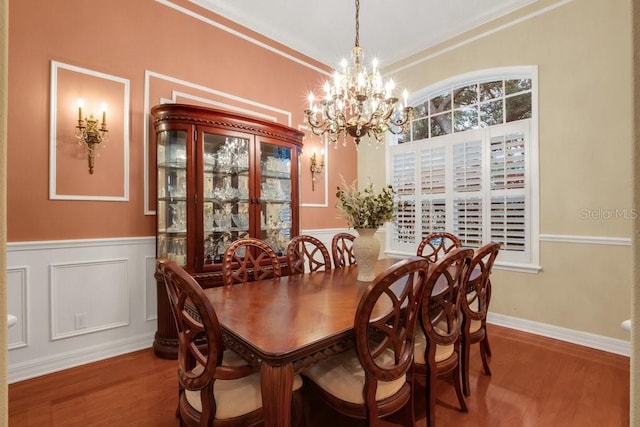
left=203, top=257, right=407, bottom=427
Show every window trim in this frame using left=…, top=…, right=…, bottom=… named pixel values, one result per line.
left=384, top=66, right=540, bottom=273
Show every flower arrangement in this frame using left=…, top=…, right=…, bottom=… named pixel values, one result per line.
left=335, top=177, right=395, bottom=229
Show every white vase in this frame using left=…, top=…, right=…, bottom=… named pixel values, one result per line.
left=353, top=228, right=380, bottom=282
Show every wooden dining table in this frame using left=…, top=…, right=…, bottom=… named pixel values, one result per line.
left=203, top=257, right=406, bottom=427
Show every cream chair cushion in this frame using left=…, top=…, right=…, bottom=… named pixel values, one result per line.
left=303, top=348, right=406, bottom=404
left=469, top=318, right=482, bottom=333
left=413, top=327, right=454, bottom=365
left=185, top=350, right=303, bottom=419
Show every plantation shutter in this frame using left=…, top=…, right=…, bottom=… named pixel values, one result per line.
left=420, top=146, right=446, bottom=194
left=491, top=196, right=525, bottom=251
left=453, top=140, right=482, bottom=192
left=490, top=132, right=525, bottom=190
left=421, top=199, right=446, bottom=235
left=453, top=197, right=483, bottom=246
left=391, top=149, right=417, bottom=245
left=388, top=118, right=533, bottom=266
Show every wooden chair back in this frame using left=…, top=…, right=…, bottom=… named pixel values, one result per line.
left=222, top=238, right=281, bottom=286
left=419, top=247, right=473, bottom=350
left=287, top=234, right=332, bottom=274
left=156, top=258, right=259, bottom=426
left=353, top=256, right=429, bottom=424
left=415, top=247, right=474, bottom=427
left=462, top=242, right=500, bottom=322
left=416, top=232, right=461, bottom=263
left=460, top=241, right=500, bottom=397
left=331, top=232, right=356, bottom=268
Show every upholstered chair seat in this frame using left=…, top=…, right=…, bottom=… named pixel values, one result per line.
left=303, top=348, right=407, bottom=404
left=185, top=363, right=303, bottom=419
left=413, top=329, right=455, bottom=365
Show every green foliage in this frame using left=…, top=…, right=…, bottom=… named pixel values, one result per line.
left=335, top=177, right=395, bottom=229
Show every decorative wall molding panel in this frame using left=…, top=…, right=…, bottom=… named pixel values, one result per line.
left=299, top=125, right=329, bottom=208
left=145, top=256, right=158, bottom=322
left=7, top=266, right=29, bottom=350
left=49, top=259, right=130, bottom=340
left=49, top=61, right=130, bottom=201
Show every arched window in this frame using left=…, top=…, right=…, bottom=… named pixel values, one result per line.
left=388, top=66, right=539, bottom=271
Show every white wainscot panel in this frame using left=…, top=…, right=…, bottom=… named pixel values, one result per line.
left=7, top=267, right=28, bottom=349
left=50, top=259, right=130, bottom=340
left=145, top=256, right=157, bottom=321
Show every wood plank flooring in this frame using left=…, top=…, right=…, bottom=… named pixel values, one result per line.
left=9, top=324, right=629, bottom=426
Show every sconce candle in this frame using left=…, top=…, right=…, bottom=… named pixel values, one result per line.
left=100, top=103, right=107, bottom=127
left=77, top=98, right=84, bottom=121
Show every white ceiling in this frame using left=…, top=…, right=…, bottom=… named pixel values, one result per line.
left=190, top=0, right=536, bottom=67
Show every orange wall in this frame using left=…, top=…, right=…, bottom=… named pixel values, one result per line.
left=7, top=0, right=357, bottom=241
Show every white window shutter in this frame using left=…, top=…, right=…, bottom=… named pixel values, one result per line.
left=453, top=140, right=482, bottom=192
left=453, top=197, right=483, bottom=246
left=393, top=200, right=416, bottom=244
left=420, top=146, right=446, bottom=194
left=391, top=149, right=418, bottom=248
left=490, top=132, right=525, bottom=190
left=491, top=196, right=526, bottom=251
left=421, top=199, right=446, bottom=235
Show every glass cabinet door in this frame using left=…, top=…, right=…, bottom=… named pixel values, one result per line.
left=260, top=142, right=292, bottom=256
left=157, top=130, right=188, bottom=266
left=202, top=133, right=251, bottom=264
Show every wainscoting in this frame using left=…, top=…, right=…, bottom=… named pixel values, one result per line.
left=7, top=237, right=157, bottom=383
left=6, top=230, right=631, bottom=383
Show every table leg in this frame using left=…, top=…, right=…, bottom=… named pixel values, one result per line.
left=260, top=362, right=294, bottom=427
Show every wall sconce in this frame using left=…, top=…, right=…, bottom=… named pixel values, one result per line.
left=310, top=148, right=325, bottom=191
left=75, top=98, right=108, bottom=174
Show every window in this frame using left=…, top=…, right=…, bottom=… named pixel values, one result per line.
left=388, top=67, right=538, bottom=270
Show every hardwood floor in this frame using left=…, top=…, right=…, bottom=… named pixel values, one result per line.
left=9, top=324, right=629, bottom=426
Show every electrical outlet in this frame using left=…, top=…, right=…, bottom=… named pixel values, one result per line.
left=74, top=313, right=87, bottom=330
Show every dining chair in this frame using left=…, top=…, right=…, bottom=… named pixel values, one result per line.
left=460, top=241, right=500, bottom=397
left=156, top=258, right=303, bottom=426
left=221, top=237, right=282, bottom=286
left=302, top=256, right=429, bottom=426
left=416, top=232, right=461, bottom=263
left=331, top=232, right=356, bottom=268
left=286, top=234, right=332, bottom=274
left=414, top=247, right=474, bottom=427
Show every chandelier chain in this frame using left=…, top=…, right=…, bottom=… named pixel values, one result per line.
left=355, top=0, right=360, bottom=47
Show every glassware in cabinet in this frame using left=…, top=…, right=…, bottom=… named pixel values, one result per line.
left=157, top=129, right=188, bottom=266
left=259, top=142, right=293, bottom=256
left=202, top=132, right=251, bottom=264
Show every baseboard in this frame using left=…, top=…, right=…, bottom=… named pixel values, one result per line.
left=488, top=312, right=631, bottom=357
left=8, top=332, right=155, bottom=384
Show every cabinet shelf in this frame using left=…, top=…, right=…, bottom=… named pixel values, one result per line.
left=262, top=171, right=291, bottom=180
left=204, top=165, right=250, bottom=175
left=158, top=161, right=187, bottom=169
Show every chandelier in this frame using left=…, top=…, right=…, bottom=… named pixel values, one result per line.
left=304, top=0, right=413, bottom=148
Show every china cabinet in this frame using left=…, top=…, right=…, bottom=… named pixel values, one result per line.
left=151, top=103, right=304, bottom=358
